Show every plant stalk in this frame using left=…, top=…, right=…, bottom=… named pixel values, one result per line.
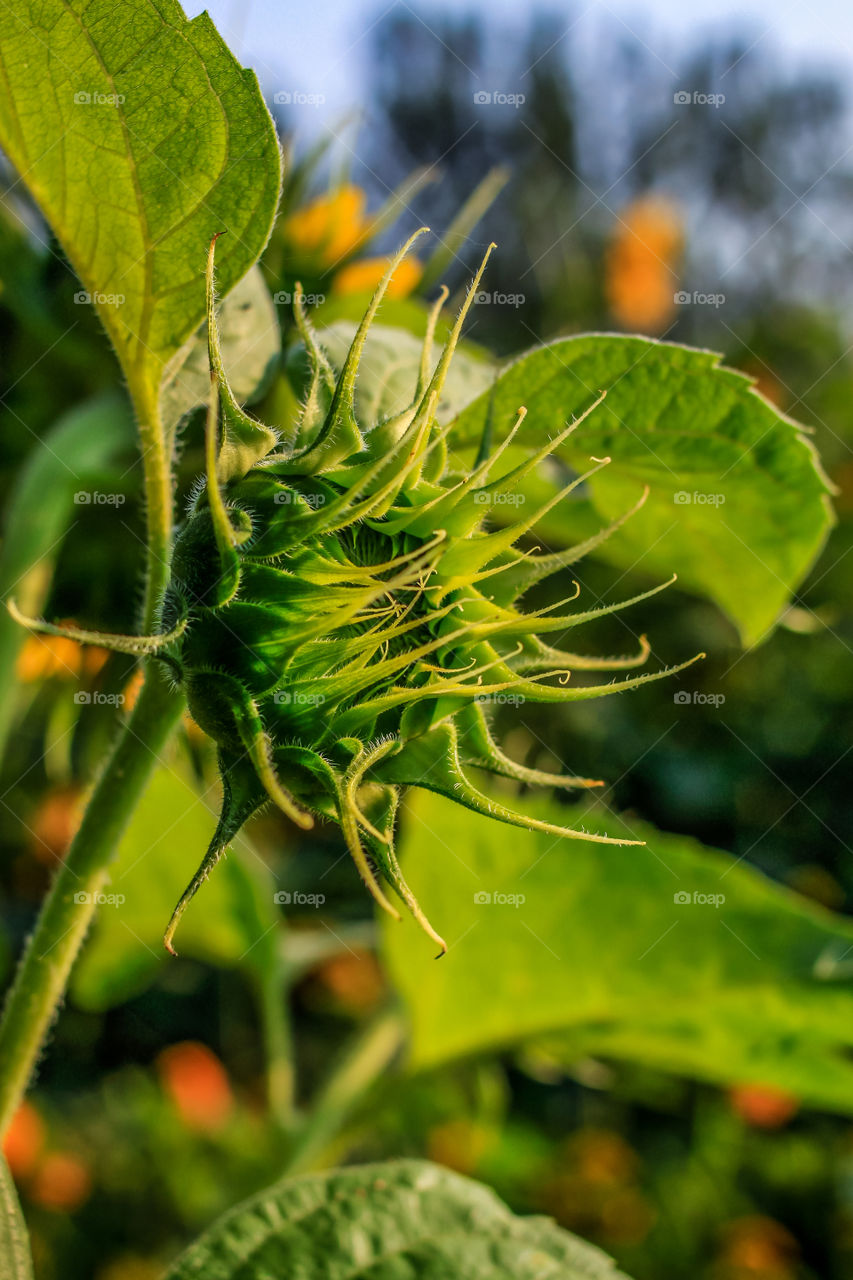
left=282, top=1008, right=405, bottom=1175
left=0, top=668, right=184, bottom=1136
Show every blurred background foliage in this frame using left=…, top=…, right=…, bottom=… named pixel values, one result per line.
left=1, top=5, right=853, bottom=1279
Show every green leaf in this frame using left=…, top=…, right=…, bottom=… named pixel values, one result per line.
left=0, top=0, right=280, bottom=403
left=162, top=1158, right=631, bottom=1280
left=382, top=790, right=853, bottom=1114
left=0, top=1154, right=33, bottom=1280
left=0, top=393, right=134, bottom=756
left=159, top=265, right=280, bottom=439
left=450, top=336, right=835, bottom=645
left=71, top=757, right=279, bottom=1010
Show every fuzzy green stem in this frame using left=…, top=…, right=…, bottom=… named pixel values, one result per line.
left=0, top=669, right=184, bottom=1136
left=132, top=379, right=173, bottom=631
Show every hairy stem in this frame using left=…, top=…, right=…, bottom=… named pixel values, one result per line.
left=133, top=379, right=173, bottom=631
left=0, top=669, right=184, bottom=1136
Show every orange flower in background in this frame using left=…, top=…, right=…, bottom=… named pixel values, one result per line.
left=2, top=1101, right=45, bottom=1178
left=312, top=948, right=386, bottom=1012
left=17, top=631, right=108, bottom=683
left=284, top=185, right=371, bottom=266
left=30, top=785, right=82, bottom=865
left=729, top=1084, right=799, bottom=1129
left=333, top=254, right=422, bottom=298
left=29, top=1151, right=92, bottom=1212
left=719, top=1215, right=798, bottom=1278
left=569, top=1127, right=638, bottom=1185
left=605, top=195, right=683, bottom=334
left=156, top=1041, right=233, bottom=1132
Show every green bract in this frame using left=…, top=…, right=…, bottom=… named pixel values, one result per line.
left=14, top=231, right=700, bottom=954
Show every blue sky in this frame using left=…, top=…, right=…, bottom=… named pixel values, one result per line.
left=186, top=0, right=853, bottom=121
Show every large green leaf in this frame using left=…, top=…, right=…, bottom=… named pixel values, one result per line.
left=163, top=1158, right=631, bottom=1280
left=450, top=336, right=835, bottom=645
left=382, top=791, right=853, bottom=1114
left=71, top=759, right=279, bottom=1010
left=0, top=0, right=280, bottom=403
left=0, top=1154, right=32, bottom=1280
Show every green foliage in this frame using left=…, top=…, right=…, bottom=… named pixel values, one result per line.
left=0, top=1155, right=32, bottom=1280
left=383, top=790, right=853, bottom=1113
left=162, top=1158, right=632, bottom=1280
left=449, top=336, right=834, bottom=645
left=0, top=0, right=280, bottom=407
